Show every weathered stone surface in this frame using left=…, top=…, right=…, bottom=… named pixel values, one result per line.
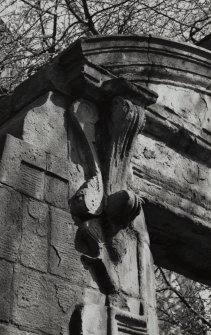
left=21, top=146, right=46, bottom=171
left=47, top=153, right=69, bottom=180
left=68, top=99, right=104, bottom=217
left=147, top=307, right=160, bottom=335
left=149, top=85, right=207, bottom=132
left=0, top=60, right=116, bottom=130
left=63, top=36, right=211, bottom=95
left=0, top=185, right=22, bottom=262
left=82, top=288, right=106, bottom=306
left=18, top=162, right=45, bottom=200
left=112, top=230, right=139, bottom=297
left=45, top=174, right=69, bottom=209
left=102, top=78, right=157, bottom=107
left=68, top=160, right=85, bottom=199
left=132, top=133, right=211, bottom=219
left=147, top=84, right=211, bottom=147
left=0, top=324, right=36, bottom=335
left=79, top=304, right=107, bottom=335
left=138, top=241, right=156, bottom=310
left=0, top=135, right=46, bottom=194
left=20, top=197, right=49, bottom=272
left=138, top=242, right=158, bottom=335
left=108, top=307, right=148, bottom=335
left=49, top=207, right=97, bottom=288
left=0, top=260, right=13, bottom=321
left=12, top=264, right=83, bottom=335
left=23, top=91, right=68, bottom=157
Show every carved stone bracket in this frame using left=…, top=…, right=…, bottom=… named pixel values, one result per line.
left=104, top=96, right=145, bottom=194
left=69, top=78, right=157, bottom=219
left=68, top=77, right=158, bottom=335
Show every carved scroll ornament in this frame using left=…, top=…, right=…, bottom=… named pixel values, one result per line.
left=68, top=78, right=158, bottom=335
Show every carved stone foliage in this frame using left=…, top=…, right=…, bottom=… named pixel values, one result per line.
left=68, top=78, right=158, bottom=335
left=104, top=96, right=145, bottom=194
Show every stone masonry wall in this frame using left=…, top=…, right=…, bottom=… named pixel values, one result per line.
left=0, top=91, right=103, bottom=335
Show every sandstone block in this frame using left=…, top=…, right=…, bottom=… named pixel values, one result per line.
left=147, top=306, right=160, bottom=335
left=0, top=135, right=23, bottom=188
left=138, top=240, right=157, bottom=310
left=111, top=230, right=139, bottom=297
left=23, top=91, right=68, bottom=157
left=12, top=265, right=83, bottom=335
left=75, top=304, right=107, bottom=335
left=0, top=135, right=46, bottom=199
left=49, top=207, right=96, bottom=288
left=0, top=260, right=13, bottom=321
left=20, top=197, right=49, bottom=272
left=47, top=153, right=69, bottom=180
left=133, top=133, right=211, bottom=220
left=0, top=324, right=36, bottom=335
left=0, top=186, right=22, bottom=262
left=21, top=143, right=46, bottom=170
left=68, top=160, right=85, bottom=199
left=82, top=288, right=106, bottom=306
left=45, top=174, right=69, bottom=209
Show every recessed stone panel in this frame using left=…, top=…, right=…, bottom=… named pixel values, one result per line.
left=0, top=134, right=46, bottom=190
left=18, top=162, right=45, bottom=200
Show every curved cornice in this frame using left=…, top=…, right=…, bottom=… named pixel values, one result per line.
left=1, top=35, right=211, bottom=135
left=60, top=35, right=211, bottom=95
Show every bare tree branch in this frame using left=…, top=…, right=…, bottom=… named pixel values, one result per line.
left=158, top=267, right=211, bottom=329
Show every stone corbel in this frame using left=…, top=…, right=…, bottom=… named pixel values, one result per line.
left=68, top=78, right=158, bottom=334
left=102, top=94, right=145, bottom=228
left=70, top=78, right=157, bottom=224
left=68, top=77, right=158, bottom=285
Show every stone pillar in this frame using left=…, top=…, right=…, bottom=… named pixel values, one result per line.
left=69, top=78, right=159, bottom=335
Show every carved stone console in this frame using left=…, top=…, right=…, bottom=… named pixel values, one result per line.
left=68, top=78, right=159, bottom=335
